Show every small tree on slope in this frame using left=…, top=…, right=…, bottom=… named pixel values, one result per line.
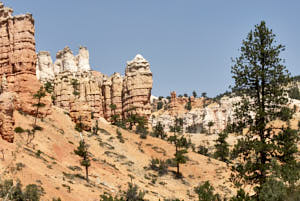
left=214, top=130, right=229, bottom=163
left=74, top=140, right=91, bottom=182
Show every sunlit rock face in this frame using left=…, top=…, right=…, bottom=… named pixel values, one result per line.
left=0, top=2, right=51, bottom=143
left=123, top=54, right=153, bottom=120
left=151, top=93, right=241, bottom=134
left=36, top=51, right=55, bottom=82
left=37, top=51, right=153, bottom=130
left=37, top=46, right=92, bottom=81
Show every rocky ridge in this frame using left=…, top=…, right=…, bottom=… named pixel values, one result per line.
left=151, top=90, right=300, bottom=134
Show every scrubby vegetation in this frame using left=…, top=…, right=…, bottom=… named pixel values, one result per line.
left=0, top=179, right=44, bottom=201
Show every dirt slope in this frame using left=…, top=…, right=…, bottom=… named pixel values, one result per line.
left=0, top=107, right=233, bottom=201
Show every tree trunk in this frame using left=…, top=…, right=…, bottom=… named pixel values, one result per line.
left=85, top=165, right=89, bottom=182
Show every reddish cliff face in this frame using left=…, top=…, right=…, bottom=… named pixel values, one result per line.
left=0, top=3, right=50, bottom=142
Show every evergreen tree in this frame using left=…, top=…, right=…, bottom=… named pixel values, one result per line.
left=168, top=134, right=189, bottom=177
left=185, top=98, right=192, bottom=111
left=168, top=119, right=190, bottom=177
left=110, top=104, right=120, bottom=125
left=44, top=81, right=53, bottom=94
left=152, top=122, right=166, bottom=139
left=27, top=86, right=46, bottom=144
left=193, top=90, right=198, bottom=98
left=33, top=86, right=46, bottom=128
left=74, top=140, right=91, bottom=182
left=230, top=21, right=300, bottom=198
left=194, top=181, right=221, bottom=201
left=214, top=131, right=229, bottom=162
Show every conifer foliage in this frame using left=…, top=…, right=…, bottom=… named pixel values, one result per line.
left=230, top=21, right=300, bottom=199
left=74, top=140, right=91, bottom=182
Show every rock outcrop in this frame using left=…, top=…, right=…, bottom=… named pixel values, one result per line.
left=37, top=49, right=153, bottom=130
left=0, top=2, right=51, bottom=142
left=0, top=92, right=15, bottom=142
left=37, top=46, right=91, bottom=82
left=123, top=54, right=153, bottom=119
left=151, top=93, right=239, bottom=134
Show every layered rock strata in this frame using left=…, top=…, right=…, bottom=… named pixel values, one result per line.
left=38, top=49, right=153, bottom=130
left=123, top=54, right=153, bottom=119
left=0, top=92, right=15, bottom=142
left=0, top=2, right=50, bottom=142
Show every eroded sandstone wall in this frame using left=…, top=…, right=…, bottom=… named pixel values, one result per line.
left=37, top=48, right=153, bottom=130
left=0, top=2, right=50, bottom=142
left=122, top=54, right=153, bottom=120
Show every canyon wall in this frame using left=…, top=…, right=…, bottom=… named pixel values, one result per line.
left=0, top=2, right=50, bottom=142
left=37, top=49, right=153, bottom=130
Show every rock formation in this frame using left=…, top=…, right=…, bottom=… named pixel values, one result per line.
left=37, top=48, right=153, bottom=130
left=36, top=51, right=55, bottom=82
left=0, top=2, right=51, bottom=142
left=123, top=54, right=153, bottom=119
left=151, top=93, right=240, bottom=134
left=0, top=92, right=15, bottom=142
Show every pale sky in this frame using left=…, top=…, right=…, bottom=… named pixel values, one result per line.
left=6, top=0, right=300, bottom=97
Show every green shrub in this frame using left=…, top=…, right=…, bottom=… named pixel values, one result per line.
left=116, top=129, right=125, bottom=143
left=278, top=107, right=293, bottom=121
left=194, top=181, right=221, bottom=201
left=197, top=145, right=210, bottom=157
left=15, top=127, right=25, bottom=133
left=0, top=179, right=44, bottom=201
left=157, top=101, right=163, bottom=110
left=149, top=158, right=168, bottom=176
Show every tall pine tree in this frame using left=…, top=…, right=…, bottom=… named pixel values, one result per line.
left=230, top=21, right=299, bottom=199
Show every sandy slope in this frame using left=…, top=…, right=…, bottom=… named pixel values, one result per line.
left=0, top=107, right=234, bottom=201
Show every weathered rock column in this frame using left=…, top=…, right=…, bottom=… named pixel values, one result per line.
left=122, top=54, right=153, bottom=119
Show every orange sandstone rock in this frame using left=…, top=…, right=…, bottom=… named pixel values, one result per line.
left=0, top=2, right=51, bottom=142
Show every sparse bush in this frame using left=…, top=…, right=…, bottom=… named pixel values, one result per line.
left=157, top=101, right=163, bottom=110
left=15, top=127, right=25, bottom=133
left=125, top=183, right=145, bottom=201
left=71, top=79, right=80, bottom=96
left=197, top=145, right=209, bottom=157
left=35, top=150, right=42, bottom=158
left=149, top=158, right=169, bottom=176
left=278, top=107, right=293, bottom=121
left=99, top=182, right=145, bottom=201
left=0, top=179, right=44, bottom=201
left=16, top=162, right=26, bottom=171
left=116, top=129, right=125, bottom=143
